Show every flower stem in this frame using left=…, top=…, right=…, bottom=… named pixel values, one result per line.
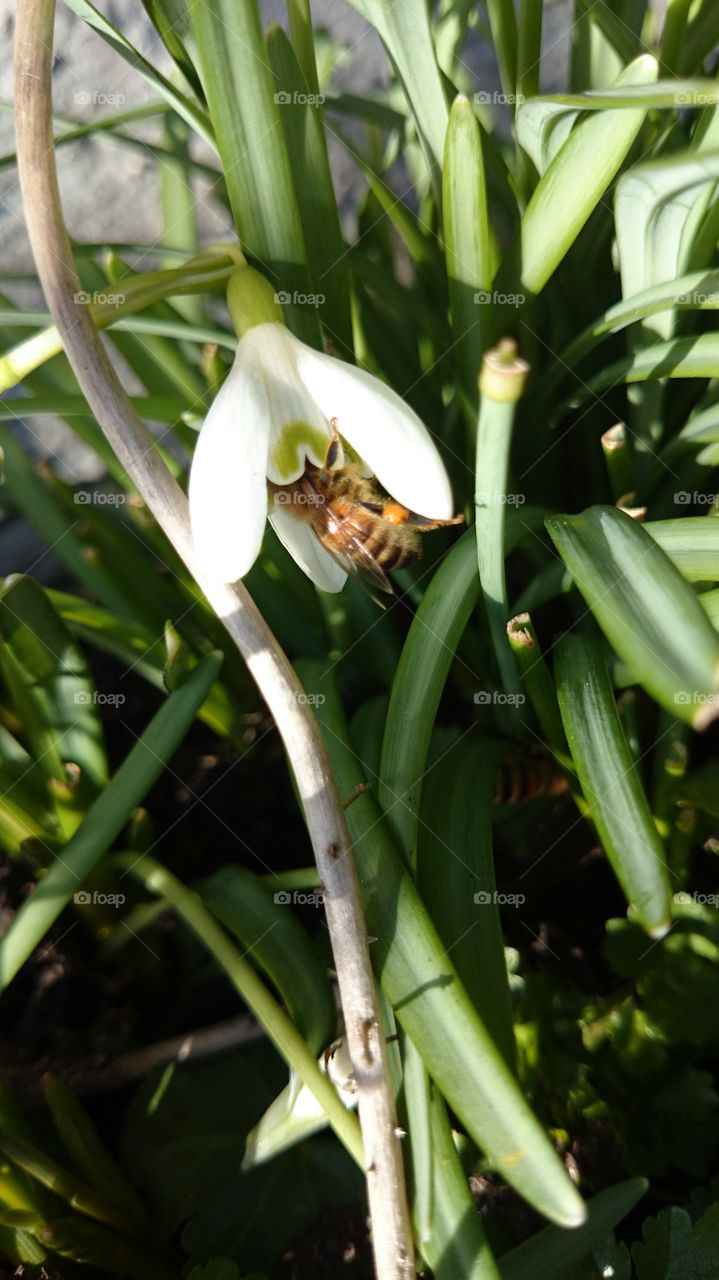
left=475, top=340, right=529, bottom=727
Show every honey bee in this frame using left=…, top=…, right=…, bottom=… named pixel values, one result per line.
left=270, top=419, right=464, bottom=594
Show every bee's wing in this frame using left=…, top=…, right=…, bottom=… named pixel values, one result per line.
left=308, top=506, right=395, bottom=601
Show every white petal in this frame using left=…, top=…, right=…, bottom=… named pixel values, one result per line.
left=269, top=506, right=347, bottom=593
left=246, top=325, right=336, bottom=484
left=293, top=344, right=454, bottom=519
left=189, top=347, right=270, bottom=583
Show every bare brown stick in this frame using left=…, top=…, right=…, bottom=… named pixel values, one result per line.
left=13, top=5, right=414, bottom=1275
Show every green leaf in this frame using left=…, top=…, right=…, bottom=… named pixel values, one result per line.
left=442, top=96, right=494, bottom=409
left=43, top=1075, right=147, bottom=1229
left=186, top=0, right=318, bottom=345
left=420, top=1093, right=500, bottom=1280
left=266, top=26, right=352, bottom=355
left=195, top=866, right=335, bottom=1053
left=633, top=1203, right=719, bottom=1280
left=508, top=55, right=658, bottom=297
left=645, top=515, right=719, bottom=582
left=529, top=80, right=719, bottom=109
left=547, top=507, right=719, bottom=727
left=36, top=1215, right=174, bottom=1280
left=0, top=652, right=223, bottom=991
left=301, top=663, right=586, bottom=1229
left=343, top=0, right=448, bottom=172
left=555, top=633, right=672, bottom=936
left=419, top=740, right=516, bottom=1070
left=60, top=0, right=213, bottom=147
left=499, top=1177, right=648, bottom=1280
left=0, top=576, right=107, bottom=797
left=0, top=1133, right=135, bottom=1234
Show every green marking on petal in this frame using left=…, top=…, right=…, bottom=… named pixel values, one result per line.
left=271, top=421, right=331, bottom=479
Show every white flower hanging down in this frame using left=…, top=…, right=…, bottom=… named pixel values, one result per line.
left=189, top=268, right=462, bottom=592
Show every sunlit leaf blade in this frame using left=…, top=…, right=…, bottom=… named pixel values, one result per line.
left=0, top=652, right=223, bottom=991
left=529, top=80, right=719, bottom=109
left=343, top=0, right=448, bottom=171
left=266, top=25, right=353, bottom=355
left=443, top=96, right=494, bottom=409
left=0, top=251, right=236, bottom=393
left=60, top=0, right=213, bottom=147
left=555, top=633, right=672, bottom=936
left=420, top=1093, right=500, bottom=1280
left=515, top=100, right=579, bottom=176
left=419, top=741, right=516, bottom=1070
left=547, top=507, right=719, bottom=727
left=645, top=516, right=719, bottom=581
left=302, top=663, right=587, bottom=1229
left=186, top=0, right=318, bottom=345
left=507, top=55, right=658, bottom=297
left=379, top=511, right=546, bottom=867
left=499, top=1177, right=648, bottom=1279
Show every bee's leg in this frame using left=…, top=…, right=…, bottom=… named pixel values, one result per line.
left=324, top=418, right=342, bottom=470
